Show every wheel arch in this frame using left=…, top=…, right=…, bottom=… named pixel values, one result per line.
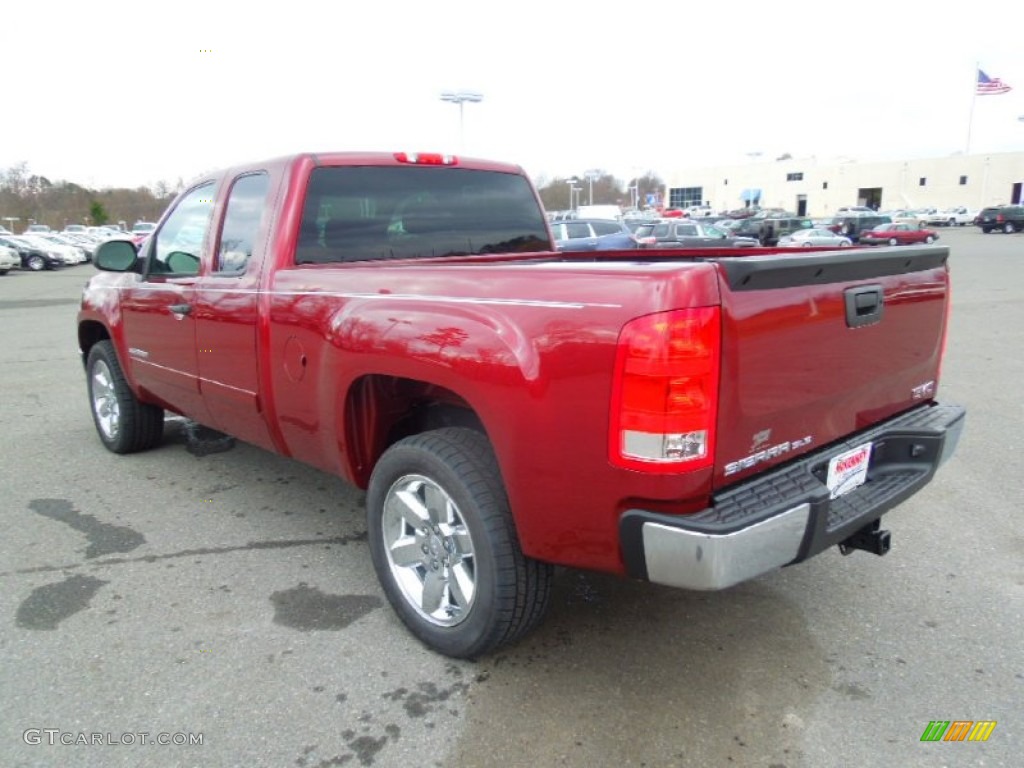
left=342, top=374, right=488, bottom=489
left=78, top=321, right=112, bottom=370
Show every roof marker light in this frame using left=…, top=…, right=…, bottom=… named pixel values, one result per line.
left=394, top=152, right=457, bottom=166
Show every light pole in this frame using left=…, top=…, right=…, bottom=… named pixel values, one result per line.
left=1, top=216, right=19, bottom=233
left=571, top=186, right=582, bottom=211
left=584, top=170, right=601, bottom=206
left=440, top=90, right=483, bottom=150
left=566, top=177, right=579, bottom=211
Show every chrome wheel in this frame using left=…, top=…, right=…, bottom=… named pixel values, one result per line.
left=381, top=473, right=476, bottom=627
left=91, top=359, right=120, bottom=440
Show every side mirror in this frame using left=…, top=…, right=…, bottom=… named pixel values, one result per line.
left=94, top=240, right=139, bottom=272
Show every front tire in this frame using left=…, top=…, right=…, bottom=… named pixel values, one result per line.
left=924, top=235, right=935, bottom=244
left=1004, top=223, right=1017, bottom=234
left=367, top=428, right=552, bottom=658
left=86, top=340, right=164, bottom=453
left=888, top=237, right=899, bottom=246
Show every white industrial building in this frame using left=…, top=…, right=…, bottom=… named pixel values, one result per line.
left=663, top=151, right=1024, bottom=217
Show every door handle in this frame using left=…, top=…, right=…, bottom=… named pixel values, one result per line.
left=169, top=303, right=192, bottom=316
left=844, top=285, right=883, bottom=328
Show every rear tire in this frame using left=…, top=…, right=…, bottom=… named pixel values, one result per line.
left=367, top=428, right=552, bottom=658
left=27, top=255, right=45, bottom=271
left=1005, top=223, right=1017, bottom=234
left=86, top=340, right=164, bottom=454
left=888, top=237, right=899, bottom=246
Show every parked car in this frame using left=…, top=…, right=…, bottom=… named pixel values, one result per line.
left=35, top=232, right=94, bottom=262
left=976, top=205, right=1024, bottom=234
left=634, top=220, right=758, bottom=248
left=924, top=207, right=975, bottom=227
left=23, top=224, right=52, bottom=234
left=0, top=244, right=20, bottom=274
left=858, top=223, right=939, bottom=246
left=731, top=216, right=814, bottom=246
left=63, top=224, right=88, bottom=234
left=131, top=221, right=157, bottom=235
left=777, top=228, right=853, bottom=247
left=890, top=209, right=935, bottom=226
left=54, top=232, right=101, bottom=261
left=0, top=235, right=64, bottom=271
left=550, top=219, right=638, bottom=251
left=684, top=205, right=714, bottom=218
left=828, top=214, right=893, bottom=242
left=17, top=234, right=86, bottom=264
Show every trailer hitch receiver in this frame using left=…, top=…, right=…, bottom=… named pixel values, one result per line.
left=839, top=519, right=891, bottom=556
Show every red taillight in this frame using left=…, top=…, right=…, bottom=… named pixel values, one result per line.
left=996, top=214, right=1005, bottom=222
left=609, top=307, right=721, bottom=473
left=394, top=152, right=457, bottom=165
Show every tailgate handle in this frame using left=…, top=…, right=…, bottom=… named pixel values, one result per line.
left=845, top=285, right=884, bottom=328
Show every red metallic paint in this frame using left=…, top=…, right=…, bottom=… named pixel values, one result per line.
left=77, top=152, right=951, bottom=578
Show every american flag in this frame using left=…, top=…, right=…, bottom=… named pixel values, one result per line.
left=977, top=69, right=1011, bottom=95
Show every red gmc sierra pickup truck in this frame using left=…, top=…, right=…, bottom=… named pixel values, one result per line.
left=78, top=151, right=965, bottom=658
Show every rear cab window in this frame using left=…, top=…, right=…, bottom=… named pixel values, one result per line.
left=295, top=166, right=550, bottom=263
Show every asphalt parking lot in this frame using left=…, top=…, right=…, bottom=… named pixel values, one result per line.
left=1, top=228, right=1021, bottom=768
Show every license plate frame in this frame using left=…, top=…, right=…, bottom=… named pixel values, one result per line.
left=826, top=442, right=873, bottom=499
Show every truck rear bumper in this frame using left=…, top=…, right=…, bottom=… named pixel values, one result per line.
left=619, top=403, right=965, bottom=590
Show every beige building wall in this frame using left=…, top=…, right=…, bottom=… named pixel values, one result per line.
left=665, top=152, right=1024, bottom=217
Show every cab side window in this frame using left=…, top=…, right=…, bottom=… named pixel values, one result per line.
left=150, top=183, right=215, bottom=276
left=216, top=173, right=270, bottom=274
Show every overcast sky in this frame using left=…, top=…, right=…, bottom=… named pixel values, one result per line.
left=5, top=0, right=1022, bottom=190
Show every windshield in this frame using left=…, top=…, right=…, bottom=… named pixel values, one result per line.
left=295, top=166, right=551, bottom=263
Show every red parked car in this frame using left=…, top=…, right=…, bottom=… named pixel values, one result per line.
left=859, top=222, right=939, bottom=246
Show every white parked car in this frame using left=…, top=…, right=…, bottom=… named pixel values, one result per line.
left=0, top=244, right=20, bottom=274
left=131, top=221, right=157, bottom=235
left=18, top=235, right=86, bottom=265
left=925, top=207, right=976, bottom=227
left=777, top=228, right=853, bottom=247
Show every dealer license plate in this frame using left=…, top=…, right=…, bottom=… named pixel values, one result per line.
left=826, top=442, right=873, bottom=499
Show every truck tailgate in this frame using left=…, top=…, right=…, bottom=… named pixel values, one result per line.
left=709, top=246, right=950, bottom=489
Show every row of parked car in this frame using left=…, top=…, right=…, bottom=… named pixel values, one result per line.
left=549, top=200, right=1023, bottom=252
left=550, top=209, right=948, bottom=252
left=0, top=221, right=155, bottom=274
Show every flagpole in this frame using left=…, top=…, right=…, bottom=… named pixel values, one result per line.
left=966, top=62, right=979, bottom=155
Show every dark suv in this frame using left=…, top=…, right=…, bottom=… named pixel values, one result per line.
left=731, top=216, right=814, bottom=246
left=634, top=220, right=758, bottom=248
left=977, top=205, right=1024, bottom=234
left=827, top=214, right=893, bottom=243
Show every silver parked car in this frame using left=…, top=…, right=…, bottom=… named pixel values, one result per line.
left=777, top=228, right=853, bottom=247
